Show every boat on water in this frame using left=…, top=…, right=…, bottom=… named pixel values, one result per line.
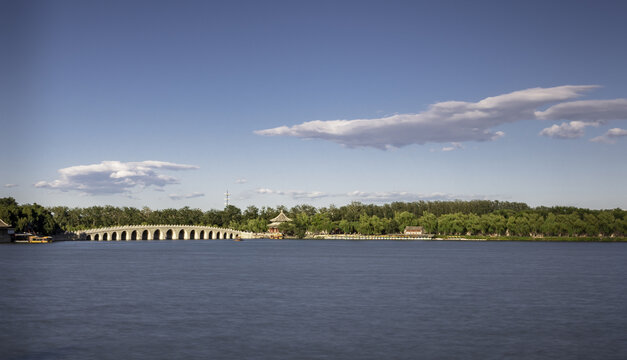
left=14, top=234, right=53, bottom=243
left=28, top=236, right=52, bottom=243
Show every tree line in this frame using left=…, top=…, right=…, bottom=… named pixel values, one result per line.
left=0, top=197, right=625, bottom=238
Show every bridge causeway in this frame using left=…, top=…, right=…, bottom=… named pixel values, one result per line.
left=75, top=225, right=254, bottom=241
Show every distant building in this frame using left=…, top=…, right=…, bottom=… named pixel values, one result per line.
left=404, top=226, right=424, bottom=235
left=0, top=219, right=15, bottom=243
left=268, top=210, right=292, bottom=238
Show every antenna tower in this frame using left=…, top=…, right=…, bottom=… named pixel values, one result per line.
left=225, top=190, right=230, bottom=207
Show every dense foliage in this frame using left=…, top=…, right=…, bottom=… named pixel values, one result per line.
left=0, top=198, right=57, bottom=235
left=0, top=197, right=625, bottom=239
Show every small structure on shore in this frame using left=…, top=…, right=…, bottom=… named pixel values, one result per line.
left=268, top=210, right=292, bottom=239
left=404, top=226, right=424, bottom=236
left=0, top=219, right=15, bottom=243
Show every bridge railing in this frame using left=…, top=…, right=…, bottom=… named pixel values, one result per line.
left=74, top=225, right=254, bottom=239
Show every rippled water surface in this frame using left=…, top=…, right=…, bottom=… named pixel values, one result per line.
left=1, top=239, right=626, bottom=359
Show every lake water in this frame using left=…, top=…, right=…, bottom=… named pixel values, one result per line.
left=1, top=239, right=626, bottom=359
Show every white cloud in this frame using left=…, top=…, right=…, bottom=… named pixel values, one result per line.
left=590, top=128, right=627, bottom=144
left=256, top=188, right=494, bottom=203
left=256, top=188, right=328, bottom=199
left=535, top=99, right=627, bottom=122
left=3, top=184, right=18, bottom=188
left=255, top=85, right=602, bottom=149
left=441, top=142, right=464, bottom=152
left=169, top=192, right=205, bottom=200
left=235, top=178, right=248, bottom=184
left=35, top=160, right=199, bottom=195
left=347, top=191, right=440, bottom=202
left=539, top=121, right=599, bottom=139
left=346, top=191, right=468, bottom=202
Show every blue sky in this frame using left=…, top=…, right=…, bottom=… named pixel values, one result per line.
left=1, top=0, right=626, bottom=210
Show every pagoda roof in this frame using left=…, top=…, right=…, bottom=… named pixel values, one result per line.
left=0, top=219, right=11, bottom=228
left=270, top=210, right=292, bottom=223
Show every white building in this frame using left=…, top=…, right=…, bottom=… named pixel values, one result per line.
left=404, top=226, right=424, bottom=235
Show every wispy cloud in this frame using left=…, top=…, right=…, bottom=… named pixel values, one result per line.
left=441, top=142, right=464, bottom=152
left=539, top=121, right=600, bottom=139
left=255, top=85, right=619, bottom=149
left=347, top=191, right=452, bottom=202
left=3, top=184, right=18, bottom=188
left=235, top=178, right=248, bottom=184
left=256, top=188, right=329, bottom=199
left=345, top=191, right=493, bottom=203
left=590, top=128, right=627, bottom=144
left=169, top=192, right=205, bottom=200
left=255, top=188, right=494, bottom=203
left=35, top=160, right=199, bottom=195
left=535, top=99, right=627, bottom=122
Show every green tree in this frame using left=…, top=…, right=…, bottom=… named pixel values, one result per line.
left=243, top=205, right=260, bottom=220
left=221, top=205, right=242, bottom=226
left=438, top=213, right=466, bottom=235
left=465, top=213, right=482, bottom=235
left=290, top=204, right=317, bottom=217
left=338, top=219, right=354, bottom=234
left=309, top=212, right=333, bottom=234
left=541, top=213, right=559, bottom=236
left=280, top=213, right=309, bottom=238
left=384, top=218, right=399, bottom=234
left=418, top=212, right=438, bottom=234
left=394, top=211, right=417, bottom=232
left=583, top=213, right=599, bottom=236
left=597, top=211, right=615, bottom=236
left=243, top=218, right=267, bottom=233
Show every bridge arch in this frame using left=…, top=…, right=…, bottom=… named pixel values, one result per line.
left=79, top=225, right=252, bottom=241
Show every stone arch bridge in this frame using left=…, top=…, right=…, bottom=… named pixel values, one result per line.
left=75, top=225, right=254, bottom=241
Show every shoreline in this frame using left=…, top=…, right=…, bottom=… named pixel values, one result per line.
left=285, top=235, right=627, bottom=242
left=4, top=235, right=625, bottom=243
